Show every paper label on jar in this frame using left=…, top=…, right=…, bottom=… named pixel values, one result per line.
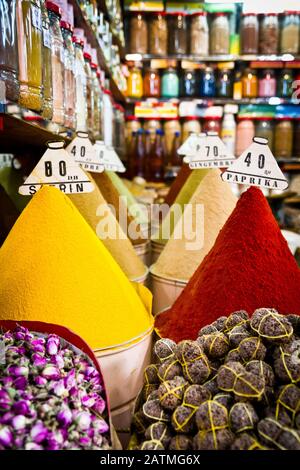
left=19, top=142, right=94, bottom=195
left=66, top=133, right=104, bottom=173
left=31, top=5, right=42, bottom=31
left=221, top=137, right=289, bottom=191
left=0, top=154, right=13, bottom=169
left=43, top=28, right=51, bottom=49
left=188, top=133, right=236, bottom=169
left=94, top=141, right=126, bottom=173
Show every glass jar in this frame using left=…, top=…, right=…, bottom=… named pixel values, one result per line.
left=168, top=12, right=187, bottom=55
left=84, top=52, right=93, bottom=134
left=149, top=12, right=167, bottom=56
left=274, top=118, right=293, bottom=158
left=278, top=69, right=293, bottom=98
left=102, top=89, right=113, bottom=147
left=47, top=1, right=64, bottom=124
left=127, top=67, right=143, bottom=98
left=61, top=21, right=75, bottom=129
left=114, top=104, right=125, bottom=161
left=255, top=118, right=274, bottom=151
left=180, top=69, right=197, bottom=97
left=129, top=13, right=148, bottom=54
left=293, top=119, right=300, bottom=158
left=0, top=0, right=19, bottom=102
left=210, top=13, right=230, bottom=55
left=143, top=118, right=161, bottom=143
left=235, top=118, right=255, bottom=156
left=258, top=69, right=276, bottom=98
left=143, top=68, right=160, bottom=98
left=259, top=13, right=279, bottom=55
left=182, top=117, right=201, bottom=142
left=125, top=115, right=140, bottom=148
left=203, top=116, right=221, bottom=135
left=281, top=11, right=300, bottom=54
left=73, top=37, right=87, bottom=132
left=164, top=118, right=181, bottom=157
left=199, top=67, right=216, bottom=97
left=242, top=68, right=258, bottom=98
left=217, top=69, right=232, bottom=98
left=91, top=63, right=101, bottom=139
left=17, top=0, right=43, bottom=111
left=190, top=12, right=209, bottom=56
left=41, top=3, right=52, bottom=119
left=240, top=13, right=259, bottom=54
left=161, top=68, right=179, bottom=98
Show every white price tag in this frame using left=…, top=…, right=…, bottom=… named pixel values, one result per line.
left=31, top=5, right=42, bottom=31
left=19, top=141, right=94, bottom=195
left=0, top=154, right=13, bottom=169
left=177, top=133, right=207, bottom=163
left=94, top=141, right=126, bottom=173
left=188, top=132, right=236, bottom=169
left=66, top=132, right=104, bottom=173
left=43, top=28, right=51, bottom=49
left=221, top=137, right=289, bottom=191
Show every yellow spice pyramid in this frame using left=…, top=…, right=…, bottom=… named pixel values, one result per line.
left=0, top=186, right=153, bottom=349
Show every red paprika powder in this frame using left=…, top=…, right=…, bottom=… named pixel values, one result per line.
left=155, top=186, right=300, bottom=342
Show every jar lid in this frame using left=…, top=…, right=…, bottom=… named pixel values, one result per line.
left=253, top=116, right=273, bottom=121
left=126, top=115, right=139, bottom=121
left=191, top=12, right=207, bottom=16
left=167, top=11, right=188, bottom=16
left=204, top=116, right=222, bottom=120
left=72, top=36, right=84, bottom=47
left=214, top=12, right=228, bottom=16
left=164, top=117, right=180, bottom=120
left=151, top=11, right=167, bottom=16
left=264, top=12, right=279, bottom=16
left=143, top=117, right=161, bottom=120
left=84, top=52, right=92, bottom=61
left=103, top=89, right=112, bottom=95
left=237, top=116, right=253, bottom=120
left=46, top=1, right=61, bottom=16
left=284, top=10, right=300, bottom=14
left=60, top=21, right=73, bottom=32
left=184, top=116, right=199, bottom=121
left=275, top=116, right=294, bottom=120
left=242, top=12, right=257, bottom=16
left=91, top=62, right=98, bottom=70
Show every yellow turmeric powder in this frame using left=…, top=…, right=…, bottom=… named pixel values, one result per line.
left=68, top=173, right=147, bottom=281
left=0, top=186, right=153, bottom=349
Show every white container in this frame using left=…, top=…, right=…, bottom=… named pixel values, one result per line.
left=134, top=240, right=151, bottom=266
left=281, top=229, right=300, bottom=255
left=151, top=240, right=164, bottom=264
left=221, top=113, right=236, bottom=156
left=94, top=327, right=153, bottom=435
left=149, top=266, right=187, bottom=315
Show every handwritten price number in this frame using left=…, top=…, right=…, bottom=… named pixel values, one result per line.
left=244, top=152, right=265, bottom=170
left=44, top=161, right=67, bottom=177
left=70, top=145, right=86, bottom=158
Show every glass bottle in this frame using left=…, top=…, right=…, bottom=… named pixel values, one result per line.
left=164, top=118, right=181, bottom=157
left=168, top=12, right=187, bottom=55
left=281, top=11, right=300, bottom=54
left=190, top=12, right=209, bottom=56
left=129, top=12, right=148, bottom=54
left=149, top=12, right=167, bottom=56
left=255, top=118, right=274, bottom=151
left=233, top=67, right=242, bottom=100
left=61, top=21, right=75, bottom=129
left=148, top=129, right=165, bottom=182
left=73, top=37, right=87, bottom=132
left=127, top=67, right=143, bottom=98
left=166, top=130, right=181, bottom=180
left=143, top=118, right=161, bottom=144
left=17, top=0, right=43, bottom=111
left=242, top=68, right=258, bottom=98
left=240, top=13, right=259, bottom=54
left=84, top=52, right=93, bottom=134
left=143, top=68, right=160, bottom=98
left=217, top=69, right=232, bottom=98
left=259, top=13, right=279, bottom=55
left=47, top=1, right=64, bottom=124
left=41, top=2, right=52, bottom=119
left=161, top=68, right=179, bottom=98
left=278, top=69, right=293, bottom=98
left=130, top=128, right=146, bottom=178
left=199, top=67, right=216, bottom=98
left=210, top=13, right=230, bottom=55
left=203, top=116, right=221, bottom=135
left=274, top=118, right=293, bottom=158
left=0, top=0, right=19, bottom=102
left=180, top=69, right=197, bottom=98
left=102, top=89, right=113, bottom=147
left=258, top=70, right=276, bottom=98
left=91, top=62, right=101, bottom=139
left=221, top=113, right=236, bottom=155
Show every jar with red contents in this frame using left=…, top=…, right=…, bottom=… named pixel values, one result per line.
left=202, top=116, right=221, bottom=136
left=143, top=68, right=160, bottom=97
left=258, top=70, right=277, bottom=98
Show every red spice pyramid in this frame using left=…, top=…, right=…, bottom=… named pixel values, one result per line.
left=155, top=186, right=300, bottom=342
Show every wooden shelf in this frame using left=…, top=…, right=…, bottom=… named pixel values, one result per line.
left=0, top=114, right=71, bottom=152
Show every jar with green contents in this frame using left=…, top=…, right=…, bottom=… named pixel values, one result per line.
left=41, top=3, right=52, bottom=119
left=47, top=1, right=64, bottom=125
left=161, top=68, right=179, bottom=98
left=0, top=0, right=19, bottom=102
left=255, top=118, right=274, bottom=151
left=274, top=118, right=293, bottom=159
left=17, top=0, right=43, bottom=111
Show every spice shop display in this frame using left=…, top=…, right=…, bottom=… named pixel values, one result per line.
left=155, top=187, right=300, bottom=342
left=130, top=309, right=300, bottom=450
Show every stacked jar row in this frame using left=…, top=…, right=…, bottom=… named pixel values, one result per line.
left=0, top=0, right=104, bottom=138
left=127, top=66, right=298, bottom=99
left=128, top=11, right=300, bottom=57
